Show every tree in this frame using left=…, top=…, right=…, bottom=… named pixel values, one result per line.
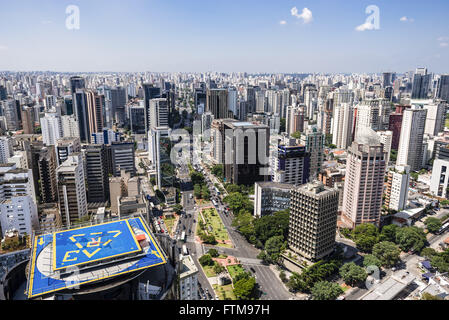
left=233, top=276, right=256, bottom=300
left=253, top=209, right=290, bottom=245
left=355, top=235, right=378, bottom=253
left=431, top=255, right=449, bottom=273
left=421, top=292, right=443, bottom=300
left=424, top=217, right=443, bottom=234
left=211, top=164, right=224, bottom=179
left=291, top=131, right=301, bottom=140
left=208, top=248, right=219, bottom=258
left=372, top=241, right=401, bottom=267
left=201, top=185, right=210, bottom=200
left=232, top=211, right=255, bottom=241
left=194, top=184, right=202, bottom=199
left=224, top=192, right=253, bottom=214
left=339, top=262, right=368, bottom=286
left=279, top=270, right=288, bottom=283
left=379, top=224, right=398, bottom=242
left=213, top=262, right=225, bottom=274
left=310, top=281, right=343, bottom=300
left=190, top=171, right=205, bottom=186
left=395, top=226, right=427, bottom=253
left=363, top=254, right=382, bottom=269
left=199, top=254, right=214, bottom=266
left=421, top=247, right=438, bottom=260
left=264, top=235, right=286, bottom=263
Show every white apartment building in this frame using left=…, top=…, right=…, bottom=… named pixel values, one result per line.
left=430, top=159, right=449, bottom=198
left=0, top=137, right=13, bottom=164
left=332, top=103, right=353, bottom=149
left=386, top=165, right=410, bottom=212
left=61, top=115, right=80, bottom=138
left=179, top=255, right=199, bottom=300
left=397, top=108, right=427, bottom=172
left=40, top=112, right=62, bottom=146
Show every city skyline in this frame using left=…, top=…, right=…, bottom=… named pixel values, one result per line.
left=1, top=0, right=449, bottom=73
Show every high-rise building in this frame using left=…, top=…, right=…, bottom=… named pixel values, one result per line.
left=61, top=115, right=80, bottom=138
left=73, top=89, right=90, bottom=143
left=430, top=159, right=449, bottom=199
left=108, top=142, right=136, bottom=177
left=384, top=165, right=410, bottom=212
left=2, top=99, right=19, bottom=131
left=254, top=182, right=293, bottom=218
left=129, top=105, right=146, bottom=134
left=300, top=126, right=324, bottom=179
left=342, top=134, right=386, bottom=228
left=436, top=75, right=449, bottom=102
left=149, top=98, right=169, bottom=130
left=21, top=107, right=34, bottom=134
left=411, top=69, right=431, bottom=99
left=57, top=154, right=88, bottom=228
left=0, top=137, right=13, bottom=164
left=222, top=120, right=270, bottom=186
left=70, top=76, right=85, bottom=95
left=271, top=144, right=310, bottom=185
left=397, top=108, right=427, bottom=171
left=228, top=87, right=238, bottom=116
left=424, top=101, right=446, bottom=137
left=40, top=113, right=62, bottom=146
left=85, top=144, right=110, bottom=203
left=376, top=131, right=393, bottom=164
left=86, top=90, right=104, bottom=135
left=288, top=181, right=339, bottom=261
left=286, top=105, right=305, bottom=135
left=332, top=103, right=353, bottom=149
left=142, top=84, right=161, bottom=133
left=56, top=137, right=81, bottom=166
left=0, top=164, right=38, bottom=236
left=206, top=89, right=229, bottom=119
left=148, top=126, right=174, bottom=189
left=179, top=255, right=199, bottom=301
left=35, top=146, right=58, bottom=204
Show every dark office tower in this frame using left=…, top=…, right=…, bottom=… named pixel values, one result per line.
left=70, top=76, right=85, bottom=95
left=21, top=107, right=34, bottom=134
left=436, top=75, right=449, bottom=102
left=0, top=85, right=6, bottom=100
left=86, top=90, right=104, bottom=134
left=37, top=146, right=58, bottom=204
left=64, top=95, right=74, bottom=115
left=222, top=120, right=270, bottom=186
left=85, top=144, right=110, bottom=203
left=194, top=88, right=206, bottom=111
left=382, top=72, right=396, bottom=88
left=245, top=87, right=256, bottom=114
left=73, top=89, right=90, bottom=143
left=28, top=142, right=58, bottom=204
left=109, top=142, right=136, bottom=177
left=206, top=89, right=229, bottom=119
left=111, top=86, right=127, bottom=125
left=142, top=84, right=161, bottom=132
left=411, top=69, right=431, bottom=99
left=129, top=105, right=146, bottom=134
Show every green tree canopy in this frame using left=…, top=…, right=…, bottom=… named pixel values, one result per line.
left=264, top=235, right=286, bottom=263
left=395, top=226, right=427, bottom=253
left=339, top=262, right=368, bottom=286
left=199, top=254, right=214, bottom=266
left=363, top=254, right=382, bottom=269
left=424, top=217, right=443, bottom=234
left=379, top=224, right=398, bottom=242
left=233, top=276, right=256, bottom=300
left=355, top=235, right=378, bottom=253
left=208, top=248, right=219, bottom=258
left=310, top=281, right=343, bottom=300
left=372, top=241, right=401, bottom=267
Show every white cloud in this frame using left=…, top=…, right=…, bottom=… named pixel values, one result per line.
left=279, top=20, right=287, bottom=25
left=438, top=36, right=449, bottom=42
left=291, top=7, right=313, bottom=24
left=400, top=16, right=414, bottom=22
left=355, top=22, right=375, bottom=32
left=440, top=42, right=449, bottom=48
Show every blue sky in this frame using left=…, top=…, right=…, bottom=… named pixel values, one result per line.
left=0, top=0, right=448, bottom=73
